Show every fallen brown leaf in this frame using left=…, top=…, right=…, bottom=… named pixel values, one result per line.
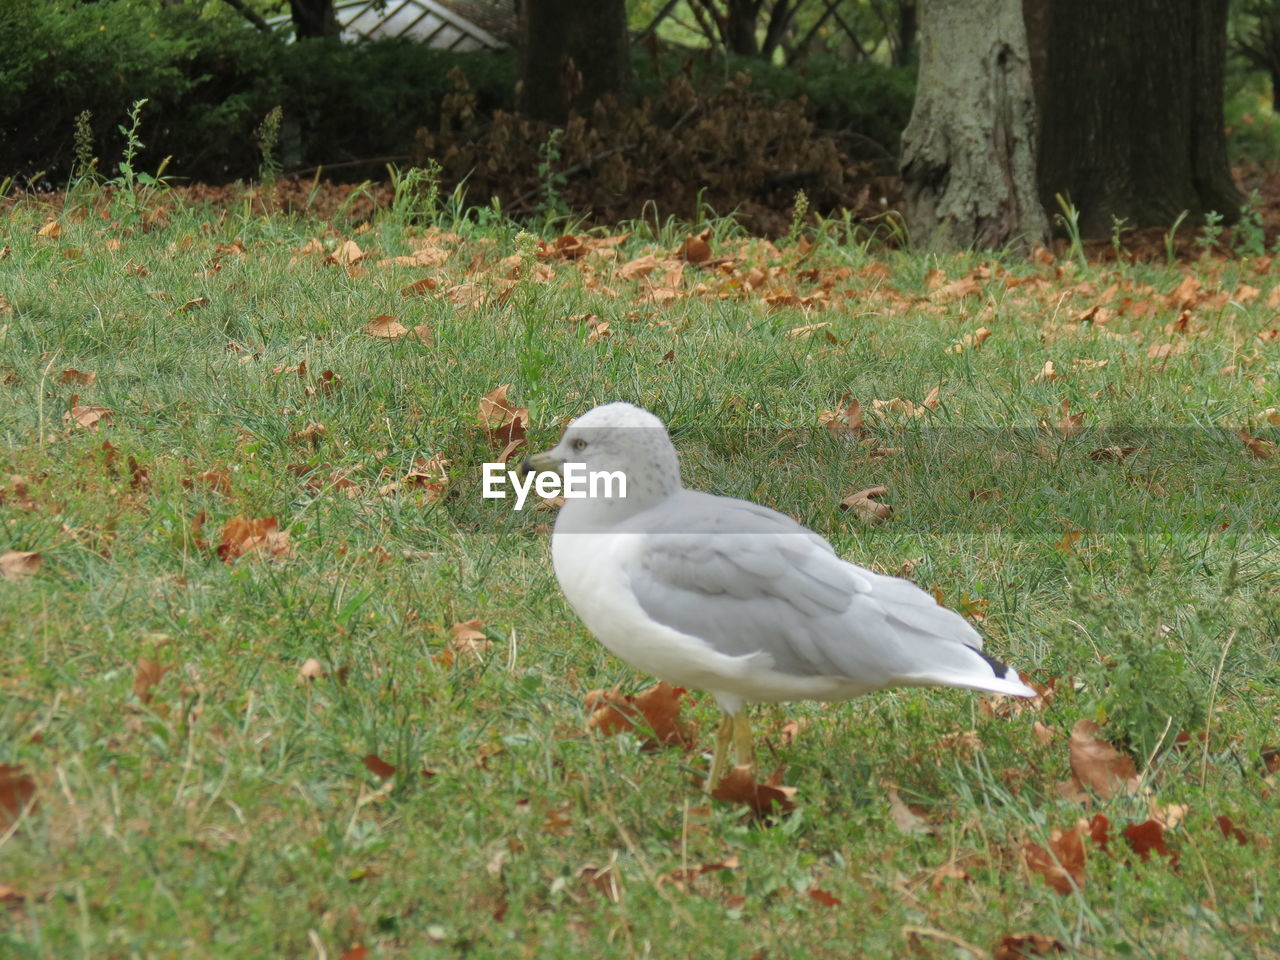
left=887, top=785, right=937, bottom=835
left=994, top=933, right=1067, bottom=959
left=1031, top=360, right=1058, bottom=383
left=1238, top=426, right=1277, bottom=460
left=364, top=314, right=410, bottom=339
left=58, top=368, right=96, bottom=386
left=819, top=395, right=864, bottom=438
left=839, top=485, right=892, bottom=523
left=0, top=764, right=37, bottom=831
left=65, top=405, right=112, bottom=429
left=1067, top=719, right=1140, bottom=799
left=1055, top=400, right=1085, bottom=437
left=216, top=515, right=292, bottom=563
left=585, top=682, right=695, bottom=748
left=1122, top=819, right=1177, bottom=865
left=133, top=658, right=171, bottom=705
left=0, top=550, right=41, bottom=580
left=478, top=385, right=528, bottom=452
left=678, top=232, right=712, bottom=264
left=361, top=754, right=397, bottom=779
left=1023, top=825, right=1086, bottom=894
left=710, top=765, right=797, bottom=817
left=807, top=886, right=842, bottom=907
left=445, top=618, right=493, bottom=662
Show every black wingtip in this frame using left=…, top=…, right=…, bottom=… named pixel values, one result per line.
left=965, top=644, right=1011, bottom=679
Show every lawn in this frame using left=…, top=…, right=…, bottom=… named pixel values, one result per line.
left=1, top=181, right=1278, bottom=959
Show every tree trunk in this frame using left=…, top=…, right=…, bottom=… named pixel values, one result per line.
left=726, top=0, right=762, bottom=56
left=1035, top=0, right=1241, bottom=235
left=901, top=0, right=1048, bottom=251
left=518, top=0, right=632, bottom=124
left=895, top=1, right=918, bottom=67
left=289, top=0, right=340, bottom=39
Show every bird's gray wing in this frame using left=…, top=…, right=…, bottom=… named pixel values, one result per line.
left=619, top=490, right=986, bottom=684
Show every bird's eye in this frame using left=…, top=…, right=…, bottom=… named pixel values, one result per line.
left=572, top=438, right=588, bottom=451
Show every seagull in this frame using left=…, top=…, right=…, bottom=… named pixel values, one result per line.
left=522, top=402, right=1036, bottom=789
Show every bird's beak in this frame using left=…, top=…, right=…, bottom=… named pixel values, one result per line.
left=518, top=450, right=563, bottom=480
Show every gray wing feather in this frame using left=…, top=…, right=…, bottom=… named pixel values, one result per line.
left=620, top=490, right=985, bottom=684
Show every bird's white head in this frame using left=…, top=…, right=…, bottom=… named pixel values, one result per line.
left=522, top=402, right=681, bottom=527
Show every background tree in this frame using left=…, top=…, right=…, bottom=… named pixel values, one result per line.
left=900, top=0, right=1046, bottom=250
left=518, top=0, right=631, bottom=123
left=1032, top=0, right=1241, bottom=236
left=1232, top=0, right=1280, bottom=112
left=288, top=0, right=339, bottom=38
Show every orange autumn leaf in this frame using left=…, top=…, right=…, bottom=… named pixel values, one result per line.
left=678, top=232, right=712, bottom=264
left=709, top=765, right=797, bottom=817
left=1022, top=825, right=1086, bottom=894
left=584, top=681, right=695, bottom=748
left=216, top=515, right=292, bottom=563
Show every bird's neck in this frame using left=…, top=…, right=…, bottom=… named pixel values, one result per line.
left=554, top=486, right=672, bottom=532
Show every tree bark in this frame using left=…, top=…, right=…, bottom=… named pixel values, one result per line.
left=518, top=0, right=632, bottom=125
left=289, top=0, right=340, bottom=39
left=901, top=0, right=1048, bottom=251
left=1035, top=0, right=1241, bottom=235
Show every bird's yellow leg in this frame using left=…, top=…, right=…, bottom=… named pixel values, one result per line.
left=705, top=712, right=735, bottom=791
left=732, top=710, right=756, bottom=773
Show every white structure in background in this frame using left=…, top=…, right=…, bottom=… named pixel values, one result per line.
left=270, top=0, right=508, bottom=50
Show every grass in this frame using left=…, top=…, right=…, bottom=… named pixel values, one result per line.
left=1, top=182, right=1279, bottom=959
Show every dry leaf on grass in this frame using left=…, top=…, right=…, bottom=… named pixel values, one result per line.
left=1023, top=825, right=1086, bottom=894
left=446, top=619, right=492, bottom=662
left=1055, top=400, right=1085, bottom=437
left=478, top=385, right=528, bottom=454
left=1238, top=427, right=1277, bottom=460
left=1066, top=718, right=1141, bottom=799
left=364, top=314, right=409, bottom=339
left=1031, top=360, right=1058, bottom=383
left=0, top=550, right=41, bottom=580
left=658, top=853, right=741, bottom=888
left=0, top=764, right=37, bottom=831
left=839, top=485, right=892, bottom=523
left=887, top=785, right=937, bottom=835
left=994, top=933, right=1067, bottom=959
left=64, top=405, right=112, bottom=429
left=585, top=682, right=695, bottom=748
left=819, top=395, right=864, bottom=437
left=677, top=232, right=712, bottom=264
left=1122, top=819, right=1178, bottom=865
left=58, top=368, right=96, bottom=386
left=216, top=515, right=292, bottom=563
left=710, top=765, right=797, bottom=817
left=946, top=326, right=992, bottom=353
left=133, top=658, right=172, bottom=704
left=361, top=753, right=397, bottom=779
left=403, top=455, right=450, bottom=503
